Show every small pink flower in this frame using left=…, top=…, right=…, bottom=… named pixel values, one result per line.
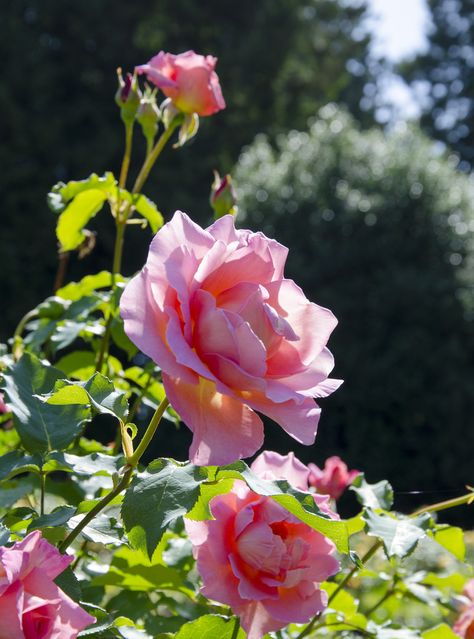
left=185, top=478, right=339, bottom=639
left=0, top=531, right=95, bottom=639
left=0, top=392, right=10, bottom=414
left=454, top=580, right=474, bottom=638
left=136, top=50, right=225, bottom=116
left=120, top=211, right=342, bottom=465
left=308, top=456, right=359, bottom=500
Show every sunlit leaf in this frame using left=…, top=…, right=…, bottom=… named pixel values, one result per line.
left=363, top=509, right=431, bottom=558
left=174, top=615, right=244, bottom=639
left=122, top=459, right=207, bottom=559
left=351, top=473, right=394, bottom=510
left=0, top=352, right=90, bottom=453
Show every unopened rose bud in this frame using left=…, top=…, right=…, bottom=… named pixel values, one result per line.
left=115, top=68, right=141, bottom=125
left=137, top=89, right=161, bottom=147
left=210, top=171, right=237, bottom=219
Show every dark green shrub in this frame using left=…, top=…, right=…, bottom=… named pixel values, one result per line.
left=235, top=105, right=474, bottom=504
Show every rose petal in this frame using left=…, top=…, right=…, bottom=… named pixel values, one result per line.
left=163, top=374, right=264, bottom=465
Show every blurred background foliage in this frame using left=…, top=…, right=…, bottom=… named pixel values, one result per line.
left=1, top=0, right=473, bottom=519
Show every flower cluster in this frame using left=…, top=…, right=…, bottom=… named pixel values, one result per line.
left=0, top=531, right=94, bottom=639
left=121, top=211, right=342, bottom=465
left=185, top=452, right=340, bottom=639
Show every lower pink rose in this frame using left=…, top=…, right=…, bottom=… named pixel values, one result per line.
left=454, top=580, right=474, bottom=639
left=0, top=531, right=95, bottom=639
left=185, top=452, right=340, bottom=639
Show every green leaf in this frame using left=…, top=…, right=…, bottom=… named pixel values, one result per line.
left=67, top=512, right=125, bottom=546
left=57, top=189, right=108, bottom=251
left=0, top=429, right=21, bottom=455
left=323, top=581, right=359, bottom=617
left=351, top=473, right=394, bottom=509
left=367, top=623, right=421, bottom=639
left=77, top=602, right=114, bottom=637
left=346, top=513, right=366, bottom=536
left=50, top=172, right=118, bottom=252
left=132, top=194, right=163, bottom=233
left=46, top=452, right=123, bottom=477
left=121, top=459, right=207, bottom=558
left=186, top=478, right=235, bottom=520
left=422, top=625, right=459, bottom=639
left=218, top=462, right=349, bottom=553
left=44, top=372, right=129, bottom=423
left=123, top=366, right=165, bottom=407
left=363, top=509, right=431, bottom=558
left=432, top=525, right=465, bottom=560
left=57, top=271, right=122, bottom=302
left=48, top=172, right=116, bottom=213
left=110, top=316, right=138, bottom=360
left=28, top=505, right=76, bottom=531
left=91, top=546, right=192, bottom=595
left=56, top=351, right=97, bottom=380
left=0, top=523, right=10, bottom=545
left=0, top=451, right=42, bottom=481
left=36, top=296, right=70, bottom=319
left=0, top=478, right=38, bottom=509
left=55, top=566, right=83, bottom=602
left=0, top=352, right=90, bottom=453
left=174, top=615, right=244, bottom=639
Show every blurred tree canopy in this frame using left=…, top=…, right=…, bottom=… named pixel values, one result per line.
left=401, top=0, right=474, bottom=168
left=235, top=105, right=474, bottom=506
left=1, top=0, right=372, bottom=338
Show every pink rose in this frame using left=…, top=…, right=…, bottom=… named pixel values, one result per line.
left=120, top=211, right=342, bottom=465
left=185, top=477, right=339, bottom=639
left=308, top=456, right=360, bottom=500
left=251, top=450, right=310, bottom=492
left=136, top=50, right=225, bottom=116
left=251, top=450, right=338, bottom=519
left=454, top=580, right=474, bottom=639
left=0, top=531, right=95, bottom=639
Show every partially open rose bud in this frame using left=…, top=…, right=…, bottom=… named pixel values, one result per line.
left=115, top=69, right=141, bottom=125
left=210, top=171, right=237, bottom=219
left=136, top=50, right=225, bottom=117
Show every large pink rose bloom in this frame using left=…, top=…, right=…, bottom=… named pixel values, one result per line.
left=454, top=580, right=474, bottom=639
left=120, top=211, right=342, bottom=465
left=308, top=456, right=360, bottom=500
left=185, top=478, right=339, bottom=639
left=0, top=531, right=95, bottom=639
left=136, top=50, right=225, bottom=116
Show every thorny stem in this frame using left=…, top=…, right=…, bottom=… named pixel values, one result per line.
left=13, top=310, right=38, bottom=341
left=53, top=251, right=70, bottom=293
left=119, top=122, right=134, bottom=189
left=364, top=584, right=396, bottom=617
left=127, top=397, right=169, bottom=467
left=59, top=465, right=134, bottom=553
left=410, top=489, right=474, bottom=517
left=61, top=396, right=169, bottom=554
left=39, top=470, right=46, bottom=516
left=131, top=121, right=179, bottom=195
left=230, top=617, right=240, bottom=639
left=95, top=123, right=178, bottom=374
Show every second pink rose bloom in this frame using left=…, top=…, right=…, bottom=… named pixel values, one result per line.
left=136, top=50, right=225, bottom=116
left=120, top=211, right=342, bottom=465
